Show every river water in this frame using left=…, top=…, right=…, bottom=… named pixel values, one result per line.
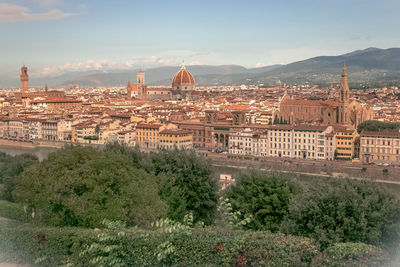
left=0, top=145, right=58, bottom=161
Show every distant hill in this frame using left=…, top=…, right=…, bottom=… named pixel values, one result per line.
left=2, top=47, right=400, bottom=88
left=60, top=64, right=282, bottom=87
left=61, top=48, right=400, bottom=87
left=243, top=47, right=400, bottom=85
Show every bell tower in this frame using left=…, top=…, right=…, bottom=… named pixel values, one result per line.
left=136, top=71, right=145, bottom=99
left=20, top=66, right=29, bottom=93
left=126, top=81, right=131, bottom=99
left=338, top=63, right=350, bottom=125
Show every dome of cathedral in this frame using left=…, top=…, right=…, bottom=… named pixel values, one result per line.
left=172, top=63, right=195, bottom=86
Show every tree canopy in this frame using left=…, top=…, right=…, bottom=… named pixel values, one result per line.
left=0, top=152, right=39, bottom=201
left=281, top=179, right=400, bottom=252
left=357, top=120, right=400, bottom=133
left=12, top=146, right=166, bottom=227
left=225, top=172, right=300, bottom=231
left=152, top=149, right=218, bottom=226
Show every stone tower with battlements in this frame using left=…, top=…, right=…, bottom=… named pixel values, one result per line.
left=20, top=66, right=29, bottom=93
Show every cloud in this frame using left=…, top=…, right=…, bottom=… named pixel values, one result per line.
left=188, top=61, right=203, bottom=66
left=255, top=62, right=267, bottom=68
left=0, top=3, right=74, bottom=22
left=36, top=56, right=180, bottom=77
left=32, top=0, right=63, bottom=7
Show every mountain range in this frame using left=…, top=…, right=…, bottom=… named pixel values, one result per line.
left=2, top=47, right=400, bottom=88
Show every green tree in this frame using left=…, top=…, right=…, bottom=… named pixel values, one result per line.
left=225, top=172, right=301, bottom=231
left=152, top=149, right=218, bottom=225
left=95, top=125, right=100, bottom=134
left=12, top=146, right=166, bottom=228
left=281, top=179, right=400, bottom=252
left=357, top=120, right=400, bottom=134
left=0, top=152, right=39, bottom=201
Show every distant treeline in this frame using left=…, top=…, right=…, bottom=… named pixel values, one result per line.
left=358, top=120, right=400, bottom=133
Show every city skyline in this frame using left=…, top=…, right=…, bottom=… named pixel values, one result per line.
left=1, top=0, right=400, bottom=78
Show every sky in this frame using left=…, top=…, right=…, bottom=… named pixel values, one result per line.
left=1, top=0, right=400, bottom=78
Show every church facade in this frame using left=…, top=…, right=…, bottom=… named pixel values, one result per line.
left=277, top=64, right=374, bottom=128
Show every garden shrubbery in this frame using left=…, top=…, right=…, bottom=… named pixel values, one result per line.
left=0, top=219, right=393, bottom=266
left=1, top=144, right=400, bottom=265
left=0, top=200, right=27, bottom=222
left=280, top=179, right=400, bottom=253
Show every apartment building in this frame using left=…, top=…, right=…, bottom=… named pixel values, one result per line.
left=26, top=118, right=43, bottom=140
left=158, top=129, right=193, bottom=150
left=229, top=128, right=255, bottom=155
left=291, top=125, right=335, bottom=160
left=268, top=125, right=293, bottom=158
left=117, top=130, right=136, bottom=146
left=360, top=131, right=400, bottom=165
left=72, top=121, right=98, bottom=143
left=229, top=125, right=335, bottom=160
left=41, top=120, right=59, bottom=141
left=8, top=119, right=24, bottom=138
left=136, top=123, right=165, bottom=150
left=335, top=127, right=358, bottom=160
left=256, top=112, right=273, bottom=125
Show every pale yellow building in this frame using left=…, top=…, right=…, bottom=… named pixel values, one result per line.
left=334, top=127, right=358, bottom=160
left=136, top=123, right=165, bottom=150
left=256, top=112, right=273, bottom=125
left=72, top=121, right=99, bottom=144
left=360, top=131, right=400, bottom=164
left=158, top=129, right=193, bottom=150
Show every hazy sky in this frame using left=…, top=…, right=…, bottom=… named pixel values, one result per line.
left=1, top=0, right=400, bottom=77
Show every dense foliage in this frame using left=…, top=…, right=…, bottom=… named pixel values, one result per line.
left=151, top=149, right=218, bottom=225
left=0, top=219, right=323, bottom=267
left=357, top=120, right=400, bottom=133
left=225, top=172, right=300, bottom=231
left=0, top=152, right=38, bottom=201
left=12, top=146, right=166, bottom=227
left=311, top=242, right=390, bottom=266
left=0, top=200, right=27, bottom=222
left=281, top=179, right=400, bottom=252
left=103, top=144, right=219, bottom=225
left=1, top=145, right=400, bottom=265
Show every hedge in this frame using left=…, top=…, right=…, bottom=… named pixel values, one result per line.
left=312, top=242, right=391, bottom=266
left=0, top=220, right=394, bottom=266
left=0, top=220, right=321, bottom=266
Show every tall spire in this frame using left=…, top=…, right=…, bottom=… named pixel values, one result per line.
left=127, top=81, right=131, bottom=88
left=342, top=62, right=347, bottom=77
left=340, top=62, right=349, bottom=93
left=45, top=83, right=48, bottom=92
left=338, top=62, right=350, bottom=125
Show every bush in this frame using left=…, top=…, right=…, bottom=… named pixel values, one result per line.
left=0, top=220, right=321, bottom=267
left=281, top=179, right=400, bottom=253
left=225, top=171, right=301, bottom=231
left=312, top=242, right=390, bottom=266
left=0, top=200, right=27, bottom=222
left=12, top=146, right=166, bottom=228
left=152, top=149, right=219, bottom=225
